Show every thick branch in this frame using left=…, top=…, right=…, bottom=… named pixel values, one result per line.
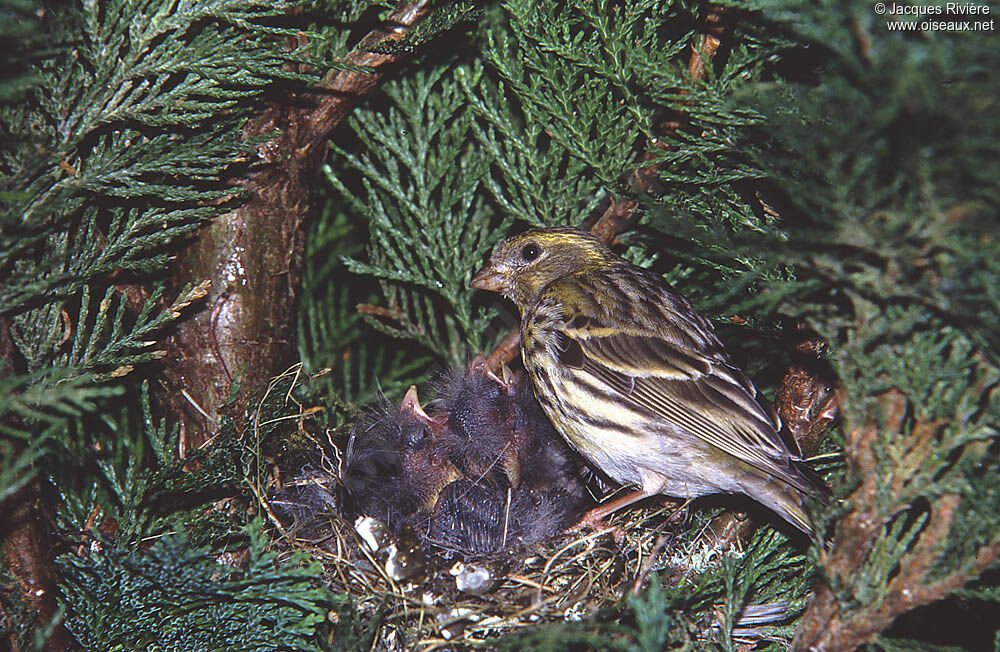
left=791, top=392, right=998, bottom=652
left=0, top=318, right=73, bottom=651
left=160, top=1, right=431, bottom=450
left=0, top=479, right=74, bottom=652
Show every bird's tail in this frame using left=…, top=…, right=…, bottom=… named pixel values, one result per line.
left=750, top=463, right=829, bottom=539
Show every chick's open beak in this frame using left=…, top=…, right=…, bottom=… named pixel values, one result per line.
left=401, top=385, right=435, bottom=426
left=470, top=263, right=506, bottom=292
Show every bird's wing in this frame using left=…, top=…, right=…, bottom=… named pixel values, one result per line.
left=557, top=319, right=810, bottom=492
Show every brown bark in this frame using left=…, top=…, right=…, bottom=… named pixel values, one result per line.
left=0, top=479, right=74, bottom=651
left=0, top=318, right=73, bottom=651
left=161, top=0, right=431, bottom=451
left=791, top=390, right=1000, bottom=651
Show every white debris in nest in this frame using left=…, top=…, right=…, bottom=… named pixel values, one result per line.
left=455, top=565, right=493, bottom=594
left=384, top=543, right=424, bottom=581
left=477, top=615, right=503, bottom=629
left=440, top=624, right=461, bottom=641
left=354, top=516, right=385, bottom=552
left=437, top=607, right=477, bottom=627
left=384, top=543, right=402, bottom=579
left=664, top=538, right=745, bottom=574
left=563, top=601, right=587, bottom=622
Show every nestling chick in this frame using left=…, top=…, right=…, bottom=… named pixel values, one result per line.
left=470, top=226, right=828, bottom=537
left=341, top=386, right=460, bottom=531
left=434, top=356, right=588, bottom=493
left=426, top=357, right=592, bottom=554
left=428, top=479, right=507, bottom=554
left=337, top=360, right=593, bottom=555
left=268, top=462, right=342, bottom=542
left=428, top=476, right=588, bottom=556
left=434, top=357, right=522, bottom=489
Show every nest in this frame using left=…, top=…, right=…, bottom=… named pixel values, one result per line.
left=277, top=476, right=735, bottom=650
left=252, top=362, right=784, bottom=650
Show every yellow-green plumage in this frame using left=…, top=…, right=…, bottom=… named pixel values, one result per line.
left=471, top=226, right=826, bottom=536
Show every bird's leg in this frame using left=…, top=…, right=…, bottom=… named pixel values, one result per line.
left=574, top=467, right=680, bottom=531
left=570, top=488, right=652, bottom=532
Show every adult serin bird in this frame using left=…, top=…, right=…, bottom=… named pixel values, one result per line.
left=470, top=226, right=826, bottom=537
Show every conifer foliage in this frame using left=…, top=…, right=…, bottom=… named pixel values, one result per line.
left=2, top=0, right=998, bottom=650
left=0, top=0, right=342, bottom=646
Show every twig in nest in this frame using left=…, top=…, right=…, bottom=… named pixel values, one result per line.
left=631, top=533, right=671, bottom=595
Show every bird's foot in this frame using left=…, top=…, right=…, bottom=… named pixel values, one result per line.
left=567, top=489, right=653, bottom=542
left=568, top=515, right=625, bottom=544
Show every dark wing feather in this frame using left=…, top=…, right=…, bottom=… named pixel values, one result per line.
left=566, top=323, right=812, bottom=493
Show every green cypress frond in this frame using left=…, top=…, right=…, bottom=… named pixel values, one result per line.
left=1, top=0, right=312, bottom=315
left=12, top=281, right=208, bottom=378
left=457, top=62, right=607, bottom=228
left=298, top=206, right=431, bottom=405
left=57, top=519, right=345, bottom=652
left=332, top=65, right=506, bottom=366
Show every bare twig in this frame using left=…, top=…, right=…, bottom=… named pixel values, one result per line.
left=630, top=533, right=671, bottom=595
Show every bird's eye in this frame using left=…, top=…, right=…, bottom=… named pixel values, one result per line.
left=521, top=243, right=541, bottom=261
left=403, top=425, right=428, bottom=449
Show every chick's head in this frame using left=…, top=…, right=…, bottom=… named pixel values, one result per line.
left=342, top=386, right=459, bottom=530
left=435, top=356, right=521, bottom=489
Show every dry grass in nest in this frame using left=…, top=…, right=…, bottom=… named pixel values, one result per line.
left=279, top=486, right=738, bottom=650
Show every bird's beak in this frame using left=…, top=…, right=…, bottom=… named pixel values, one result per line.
left=469, top=264, right=505, bottom=292
left=401, top=385, right=435, bottom=426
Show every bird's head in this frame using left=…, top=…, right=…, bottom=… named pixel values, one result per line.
left=470, top=226, right=612, bottom=307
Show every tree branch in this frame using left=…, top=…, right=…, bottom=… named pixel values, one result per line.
left=791, top=391, right=999, bottom=652
left=160, top=0, right=431, bottom=450
left=0, top=479, right=73, bottom=652
left=0, top=318, right=73, bottom=651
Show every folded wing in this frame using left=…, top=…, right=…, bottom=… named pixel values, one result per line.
left=558, top=319, right=812, bottom=494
